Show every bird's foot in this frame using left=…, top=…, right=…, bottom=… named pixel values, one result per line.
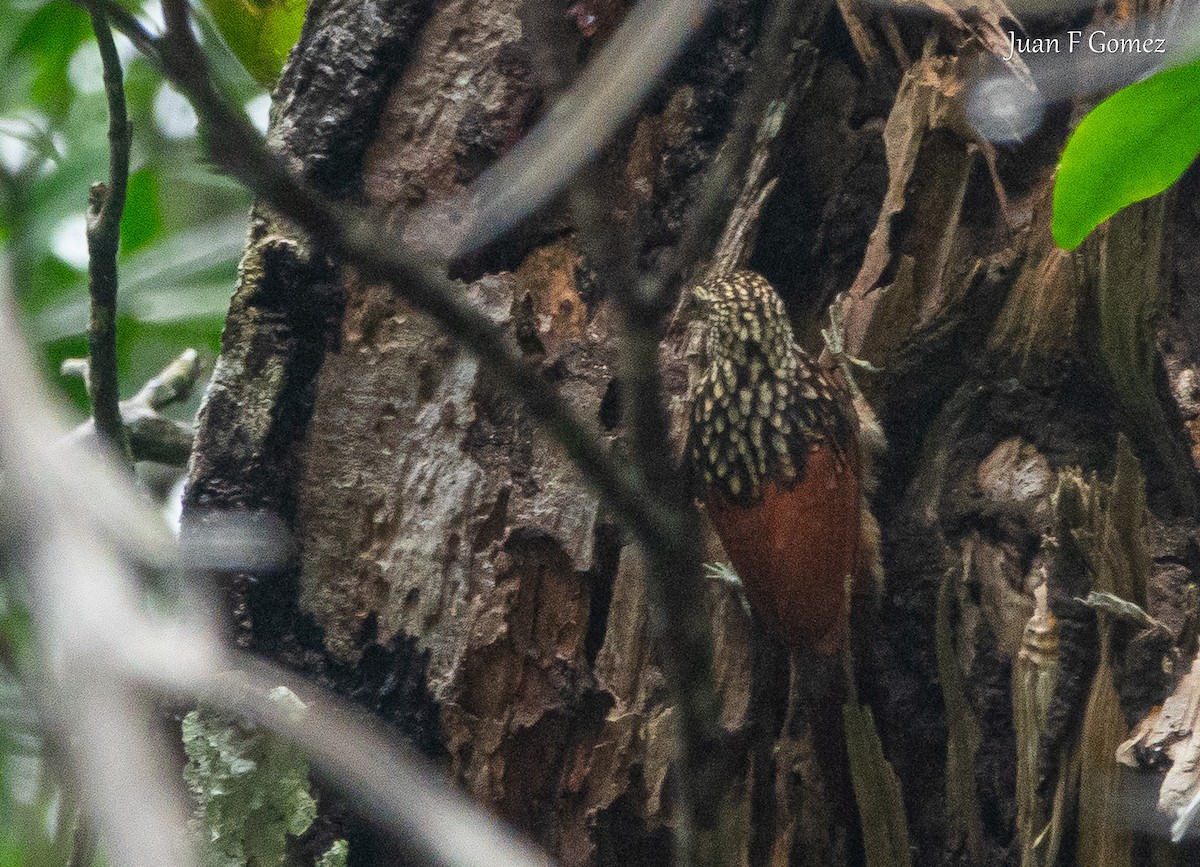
left=821, top=293, right=879, bottom=401
left=705, top=562, right=752, bottom=618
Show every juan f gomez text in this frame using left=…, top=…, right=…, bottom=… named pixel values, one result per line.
left=1004, top=29, right=1167, bottom=60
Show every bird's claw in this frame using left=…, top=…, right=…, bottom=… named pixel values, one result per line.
left=705, top=562, right=753, bottom=618
left=844, top=354, right=881, bottom=373
left=822, top=293, right=879, bottom=398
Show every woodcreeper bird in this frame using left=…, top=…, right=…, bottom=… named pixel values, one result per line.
left=686, top=269, right=879, bottom=655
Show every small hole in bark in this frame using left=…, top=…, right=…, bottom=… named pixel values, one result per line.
left=599, top=378, right=622, bottom=430
left=358, top=611, right=379, bottom=646
left=473, top=487, right=511, bottom=552
left=401, top=587, right=420, bottom=616
left=515, top=294, right=546, bottom=355
left=584, top=523, right=622, bottom=667
left=416, top=360, right=438, bottom=402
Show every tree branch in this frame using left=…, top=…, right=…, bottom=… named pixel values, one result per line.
left=67, top=816, right=98, bottom=867
left=568, top=162, right=721, bottom=863
left=560, top=4, right=824, bottom=861
left=124, top=4, right=807, bottom=863
left=82, top=1, right=132, bottom=466
left=77, top=5, right=812, bottom=865
left=62, top=350, right=201, bottom=466
left=410, top=0, right=715, bottom=258
left=521, top=4, right=723, bottom=862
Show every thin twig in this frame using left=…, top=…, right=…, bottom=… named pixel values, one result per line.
left=0, top=286, right=195, bottom=867
left=116, top=14, right=720, bottom=861
left=561, top=4, right=819, bottom=861
left=410, top=0, right=716, bottom=258
left=133, top=348, right=202, bottom=409
left=62, top=350, right=200, bottom=466
left=658, top=0, right=811, bottom=300
left=66, top=5, right=796, bottom=866
left=91, top=0, right=158, bottom=57
left=135, top=3, right=803, bottom=864
left=83, top=1, right=132, bottom=466
left=67, top=814, right=98, bottom=867
left=569, top=164, right=719, bottom=864
left=522, top=3, right=721, bottom=861
left=191, top=660, right=557, bottom=867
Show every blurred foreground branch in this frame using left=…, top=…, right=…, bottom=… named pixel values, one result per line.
left=15, top=0, right=773, bottom=863
left=84, top=0, right=685, bottom=559
left=0, top=268, right=554, bottom=867
left=124, top=3, right=733, bottom=862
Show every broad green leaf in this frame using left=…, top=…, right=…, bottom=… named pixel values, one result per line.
left=200, top=0, right=306, bottom=87
left=1053, top=59, right=1200, bottom=250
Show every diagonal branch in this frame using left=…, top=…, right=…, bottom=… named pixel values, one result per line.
left=568, top=163, right=720, bottom=863
left=520, top=5, right=722, bottom=863
left=411, top=0, right=716, bottom=257
left=129, top=4, right=807, bottom=865
left=0, top=268, right=558, bottom=867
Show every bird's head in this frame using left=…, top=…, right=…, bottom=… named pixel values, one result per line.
left=690, top=270, right=795, bottom=367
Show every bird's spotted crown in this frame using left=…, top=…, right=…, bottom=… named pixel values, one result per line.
left=687, top=270, right=853, bottom=503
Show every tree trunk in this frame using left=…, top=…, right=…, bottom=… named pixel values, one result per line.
left=183, top=0, right=1200, bottom=864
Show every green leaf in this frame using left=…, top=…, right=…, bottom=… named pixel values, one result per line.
left=1053, top=59, right=1200, bottom=250
left=200, top=0, right=306, bottom=87
left=121, top=169, right=163, bottom=255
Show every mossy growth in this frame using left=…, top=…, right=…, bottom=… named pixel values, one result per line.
left=315, top=839, right=348, bottom=867
left=182, top=684, right=346, bottom=867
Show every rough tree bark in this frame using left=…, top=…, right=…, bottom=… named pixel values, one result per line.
left=182, top=0, right=1200, bottom=864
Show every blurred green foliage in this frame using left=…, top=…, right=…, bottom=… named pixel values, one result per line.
left=0, top=0, right=269, bottom=420
left=202, top=0, right=304, bottom=87
left=0, top=0, right=303, bottom=863
left=315, top=841, right=347, bottom=867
